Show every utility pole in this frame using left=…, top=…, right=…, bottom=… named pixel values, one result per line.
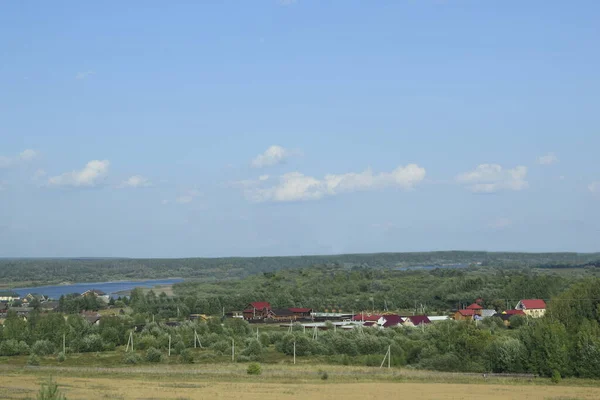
left=293, top=341, right=296, bottom=365
left=168, top=335, right=171, bottom=357
left=231, top=339, right=235, bottom=362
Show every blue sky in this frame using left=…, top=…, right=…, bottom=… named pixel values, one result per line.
left=1, top=1, right=599, bottom=257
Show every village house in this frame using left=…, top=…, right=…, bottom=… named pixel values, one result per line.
left=22, top=293, right=49, bottom=304
left=267, top=308, right=296, bottom=321
left=0, top=291, right=20, bottom=302
left=289, top=308, right=313, bottom=319
left=453, top=309, right=476, bottom=320
left=515, top=299, right=546, bottom=318
left=494, top=309, right=526, bottom=327
left=81, top=289, right=110, bottom=303
left=378, top=314, right=404, bottom=328
left=81, top=311, right=101, bottom=325
left=403, top=315, right=431, bottom=327
left=243, top=302, right=271, bottom=320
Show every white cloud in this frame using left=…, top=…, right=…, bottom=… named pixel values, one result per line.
left=456, top=164, right=528, bottom=193
left=48, top=160, right=110, bottom=187
left=589, top=182, right=600, bottom=194
left=489, top=217, right=512, bottom=229
left=175, top=190, right=201, bottom=204
left=251, top=145, right=295, bottom=168
left=75, top=70, right=95, bottom=80
left=33, top=169, right=47, bottom=180
left=537, top=152, right=558, bottom=165
left=0, top=149, right=38, bottom=168
left=118, top=175, right=152, bottom=189
left=19, top=149, right=38, bottom=161
left=242, top=164, right=426, bottom=202
left=259, top=175, right=269, bottom=181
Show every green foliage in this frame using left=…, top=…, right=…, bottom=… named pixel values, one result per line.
left=319, top=370, right=329, bottom=380
left=28, top=354, right=41, bottom=366
left=145, top=347, right=163, bottom=363
left=551, top=370, right=562, bottom=384
left=178, top=349, right=194, bottom=364
left=32, top=340, right=56, bottom=356
left=123, top=352, right=142, bottom=364
left=37, top=378, right=66, bottom=400
left=247, top=362, right=262, bottom=375
left=509, top=315, right=526, bottom=329
left=57, top=352, right=66, bottom=363
left=241, top=339, right=263, bottom=361
left=0, top=339, right=30, bottom=356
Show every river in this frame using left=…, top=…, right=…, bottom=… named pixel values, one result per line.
left=12, top=278, right=183, bottom=299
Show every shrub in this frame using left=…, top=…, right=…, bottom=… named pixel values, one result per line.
left=80, top=334, right=104, bottom=353
left=551, top=370, right=561, bottom=384
left=57, top=352, right=66, bottom=363
left=28, top=354, right=41, bottom=366
left=145, top=347, right=163, bottom=363
left=319, top=370, right=329, bottom=380
left=178, top=349, right=194, bottom=364
left=0, top=339, right=31, bottom=356
left=247, top=362, right=262, bottom=375
left=123, top=352, right=142, bottom=364
left=32, top=340, right=56, bottom=356
left=241, top=339, right=263, bottom=361
left=37, top=378, right=66, bottom=400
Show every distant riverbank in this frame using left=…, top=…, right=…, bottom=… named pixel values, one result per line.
left=11, top=278, right=184, bottom=299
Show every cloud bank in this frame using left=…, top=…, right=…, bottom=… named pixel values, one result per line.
left=240, top=164, right=426, bottom=202
left=48, top=160, right=110, bottom=187
left=251, top=145, right=294, bottom=168
left=456, top=164, right=528, bottom=193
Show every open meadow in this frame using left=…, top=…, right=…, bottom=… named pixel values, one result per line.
left=2, top=362, right=600, bottom=400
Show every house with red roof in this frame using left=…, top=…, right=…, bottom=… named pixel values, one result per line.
left=351, top=313, right=381, bottom=322
left=378, top=315, right=404, bottom=328
left=403, top=315, right=431, bottom=327
left=453, top=309, right=476, bottom=321
left=515, top=299, right=546, bottom=318
left=243, top=302, right=271, bottom=320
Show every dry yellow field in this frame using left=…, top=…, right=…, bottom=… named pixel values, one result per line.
left=2, top=372, right=600, bottom=400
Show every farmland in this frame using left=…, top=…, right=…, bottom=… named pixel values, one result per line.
left=2, top=363, right=600, bottom=400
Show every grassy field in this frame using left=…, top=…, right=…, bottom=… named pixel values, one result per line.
left=2, top=361, right=600, bottom=400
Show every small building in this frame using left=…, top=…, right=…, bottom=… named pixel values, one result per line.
left=0, top=291, right=20, bottom=302
left=466, top=303, right=483, bottom=316
left=379, top=314, right=404, bottom=328
left=81, top=289, right=110, bottom=303
left=267, top=308, right=296, bottom=321
left=23, top=293, right=49, bottom=303
left=81, top=311, right=101, bottom=325
left=453, top=309, right=476, bottom=321
left=494, top=309, right=526, bottom=327
left=41, top=301, right=59, bottom=312
left=289, top=308, right=313, bottom=319
left=515, top=299, right=546, bottom=318
left=351, top=314, right=381, bottom=322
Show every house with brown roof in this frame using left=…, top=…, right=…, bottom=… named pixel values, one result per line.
left=289, top=308, right=313, bottom=319
left=515, top=299, right=546, bottom=318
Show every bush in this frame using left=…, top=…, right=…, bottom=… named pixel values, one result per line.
left=32, top=340, right=56, bottom=356
left=319, top=370, right=329, bottom=380
left=123, top=352, right=142, bottom=364
left=241, top=339, right=263, bottom=361
left=0, top=339, right=30, bottom=356
left=247, top=362, right=262, bottom=375
left=551, top=370, right=561, bottom=384
left=178, top=349, right=194, bottom=364
left=145, top=347, right=163, bottom=363
left=80, top=334, right=104, bottom=353
left=37, top=378, right=66, bottom=400
left=57, top=352, right=66, bottom=363
left=28, top=354, right=41, bottom=366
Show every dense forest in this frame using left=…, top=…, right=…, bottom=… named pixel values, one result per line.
left=1, top=251, right=599, bottom=286
left=172, top=264, right=599, bottom=314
